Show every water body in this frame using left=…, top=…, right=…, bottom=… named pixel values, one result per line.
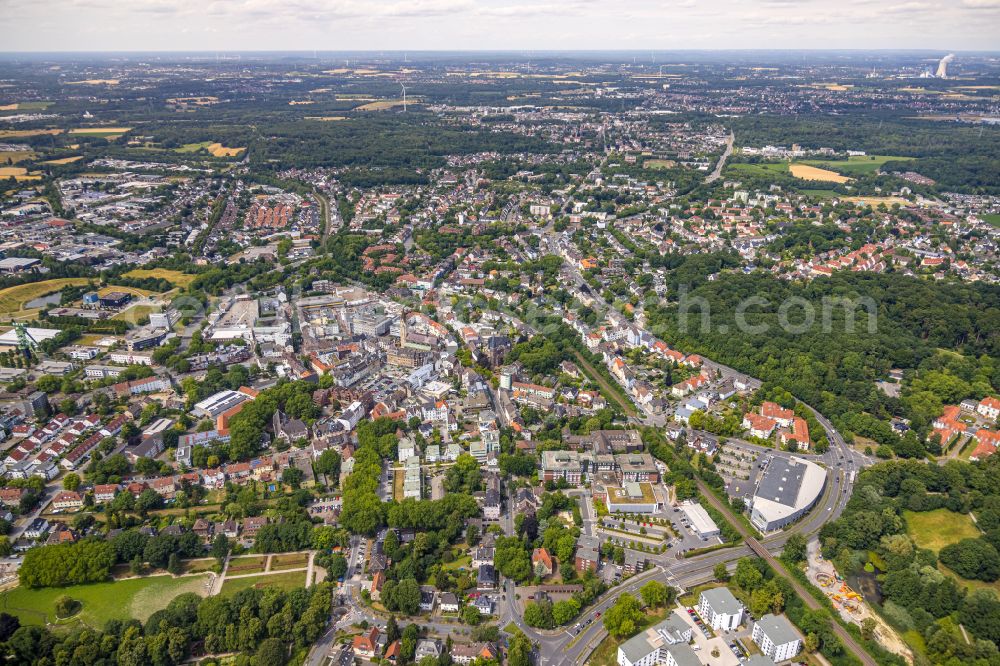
left=24, top=292, right=61, bottom=309
left=847, top=569, right=883, bottom=605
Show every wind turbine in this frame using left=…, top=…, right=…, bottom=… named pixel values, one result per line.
left=401, top=83, right=408, bottom=112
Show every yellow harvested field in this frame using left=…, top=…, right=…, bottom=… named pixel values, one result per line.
left=0, top=104, right=17, bottom=111
left=0, top=129, right=63, bottom=139
left=789, top=163, right=851, bottom=184
left=42, top=156, right=84, bottom=165
left=288, top=100, right=315, bottom=105
left=123, top=268, right=196, bottom=288
left=98, top=285, right=157, bottom=298
left=207, top=143, right=244, bottom=157
left=305, top=116, right=348, bottom=122
left=69, top=127, right=132, bottom=135
left=67, top=79, right=120, bottom=85
left=0, top=167, right=41, bottom=182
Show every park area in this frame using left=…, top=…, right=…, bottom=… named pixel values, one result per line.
left=0, top=574, right=210, bottom=628
left=903, top=508, right=981, bottom=553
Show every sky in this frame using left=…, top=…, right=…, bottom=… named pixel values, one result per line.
left=1, top=0, right=999, bottom=52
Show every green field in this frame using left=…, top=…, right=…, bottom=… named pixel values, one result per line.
left=226, top=556, right=268, bottom=575
left=271, top=553, right=310, bottom=571
left=904, top=508, right=981, bottom=552
left=219, top=570, right=307, bottom=596
left=176, top=141, right=214, bottom=153
left=0, top=574, right=210, bottom=627
left=800, top=155, right=912, bottom=176
left=726, top=162, right=789, bottom=177
left=981, top=213, right=1000, bottom=228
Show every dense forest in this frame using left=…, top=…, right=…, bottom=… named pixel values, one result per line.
left=646, top=271, right=1000, bottom=452
left=819, top=457, right=1000, bottom=664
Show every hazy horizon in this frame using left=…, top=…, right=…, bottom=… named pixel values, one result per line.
left=2, top=0, right=999, bottom=53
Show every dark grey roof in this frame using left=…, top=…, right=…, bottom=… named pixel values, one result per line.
left=755, top=458, right=807, bottom=507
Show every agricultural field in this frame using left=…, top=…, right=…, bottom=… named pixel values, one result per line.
left=788, top=163, right=851, bottom=183
left=305, top=116, right=348, bottom=122
left=123, top=268, right=196, bottom=288
left=980, top=213, right=1000, bottom=228
left=219, top=570, right=306, bottom=596
left=726, top=162, right=789, bottom=177
left=0, top=167, right=41, bottom=182
left=355, top=99, right=408, bottom=111
left=176, top=141, right=245, bottom=157
left=0, top=278, right=91, bottom=318
left=0, top=150, right=36, bottom=164
left=42, top=156, right=84, bottom=165
left=0, top=102, right=53, bottom=111
left=0, top=129, right=62, bottom=139
left=68, top=127, right=132, bottom=138
left=0, top=574, right=210, bottom=627
left=800, top=155, right=912, bottom=176
left=904, top=508, right=981, bottom=553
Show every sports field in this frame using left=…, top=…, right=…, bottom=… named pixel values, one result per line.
left=0, top=574, right=210, bottom=627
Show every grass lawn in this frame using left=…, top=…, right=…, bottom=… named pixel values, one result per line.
left=123, top=268, right=196, bottom=288
left=442, top=554, right=472, bottom=571
left=904, top=508, right=981, bottom=552
left=98, top=285, right=159, bottom=298
left=981, top=213, right=1000, bottom=228
left=219, top=570, right=307, bottom=596
left=678, top=582, right=725, bottom=607
left=271, top=553, right=310, bottom=571
left=0, top=574, right=210, bottom=627
left=586, top=607, right=670, bottom=666
left=184, top=559, right=220, bottom=574
left=227, top=556, right=268, bottom=575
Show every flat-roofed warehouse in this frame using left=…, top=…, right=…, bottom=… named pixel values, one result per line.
left=750, top=456, right=826, bottom=532
left=679, top=500, right=720, bottom=539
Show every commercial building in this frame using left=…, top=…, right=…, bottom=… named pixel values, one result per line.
left=697, top=588, right=744, bottom=631
left=749, top=456, right=826, bottom=532
left=752, top=614, right=802, bottom=662
left=605, top=481, right=662, bottom=514
left=679, top=500, right=720, bottom=539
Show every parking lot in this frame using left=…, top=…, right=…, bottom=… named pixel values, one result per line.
left=668, top=506, right=724, bottom=555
